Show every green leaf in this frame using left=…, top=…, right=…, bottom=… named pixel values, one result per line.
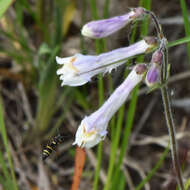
left=36, top=46, right=60, bottom=132
left=0, top=0, right=13, bottom=18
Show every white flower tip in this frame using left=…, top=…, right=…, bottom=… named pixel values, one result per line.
left=56, top=56, right=75, bottom=65
left=81, top=24, right=95, bottom=38
left=73, top=120, right=106, bottom=148
left=60, top=78, right=88, bottom=87
left=56, top=56, right=64, bottom=64
left=56, top=68, right=63, bottom=75
left=61, top=81, right=65, bottom=86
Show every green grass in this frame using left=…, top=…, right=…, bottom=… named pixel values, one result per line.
left=180, top=0, right=190, bottom=63
left=168, top=36, right=190, bottom=48
left=106, top=1, right=152, bottom=189
left=185, top=178, right=190, bottom=190
left=0, top=99, right=18, bottom=190
left=88, top=0, right=107, bottom=189
left=0, top=0, right=13, bottom=18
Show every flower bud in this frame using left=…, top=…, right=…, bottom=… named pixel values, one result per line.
left=81, top=7, right=146, bottom=39
left=145, top=50, right=163, bottom=87
left=56, top=37, right=156, bottom=86
left=73, top=64, right=147, bottom=148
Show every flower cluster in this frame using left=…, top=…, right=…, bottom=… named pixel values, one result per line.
left=56, top=7, right=163, bottom=148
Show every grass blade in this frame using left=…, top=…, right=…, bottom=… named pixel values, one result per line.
left=35, top=2, right=64, bottom=133
left=185, top=178, right=190, bottom=190
left=180, top=0, right=190, bottom=62
left=36, top=45, right=60, bottom=133
left=0, top=98, right=18, bottom=190
left=0, top=0, right=13, bottom=18
left=111, top=0, right=151, bottom=189
left=103, top=104, right=125, bottom=190
left=135, top=146, right=169, bottom=190
left=0, top=151, right=10, bottom=182
left=88, top=0, right=108, bottom=189
left=168, top=36, right=190, bottom=48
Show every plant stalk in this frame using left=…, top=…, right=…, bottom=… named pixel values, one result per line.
left=149, top=12, right=185, bottom=190
left=147, top=9, right=185, bottom=190
left=160, top=86, right=184, bottom=190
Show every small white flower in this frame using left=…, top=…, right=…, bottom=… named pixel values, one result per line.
left=73, top=64, right=147, bottom=148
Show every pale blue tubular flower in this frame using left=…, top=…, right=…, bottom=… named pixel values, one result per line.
left=73, top=64, right=147, bottom=148
left=56, top=37, right=156, bottom=86
left=145, top=49, right=163, bottom=87
left=81, top=7, right=146, bottom=39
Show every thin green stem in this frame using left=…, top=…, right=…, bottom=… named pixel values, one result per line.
left=89, top=1, right=107, bottom=189
left=145, top=10, right=163, bottom=38
left=93, top=142, right=103, bottom=190
left=160, top=86, right=184, bottom=190
left=103, top=0, right=110, bottom=18
left=103, top=106, right=125, bottom=190
left=0, top=99, right=18, bottom=190
left=180, top=0, right=190, bottom=63
left=110, top=1, right=151, bottom=189
left=148, top=9, right=185, bottom=190
left=160, top=43, right=184, bottom=189
left=135, top=146, right=169, bottom=190
left=185, top=178, right=190, bottom=190
left=111, top=87, right=139, bottom=190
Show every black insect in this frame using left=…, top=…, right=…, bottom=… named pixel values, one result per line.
left=42, top=134, right=64, bottom=161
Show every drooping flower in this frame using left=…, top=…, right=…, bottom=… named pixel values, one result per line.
left=56, top=37, right=156, bottom=86
left=81, top=7, right=146, bottom=39
left=73, top=64, right=147, bottom=148
left=145, top=49, right=163, bottom=87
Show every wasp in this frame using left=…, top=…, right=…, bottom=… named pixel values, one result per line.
left=42, top=134, right=64, bottom=161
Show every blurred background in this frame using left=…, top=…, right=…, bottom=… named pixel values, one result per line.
left=0, top=0, right=190, bottom=190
